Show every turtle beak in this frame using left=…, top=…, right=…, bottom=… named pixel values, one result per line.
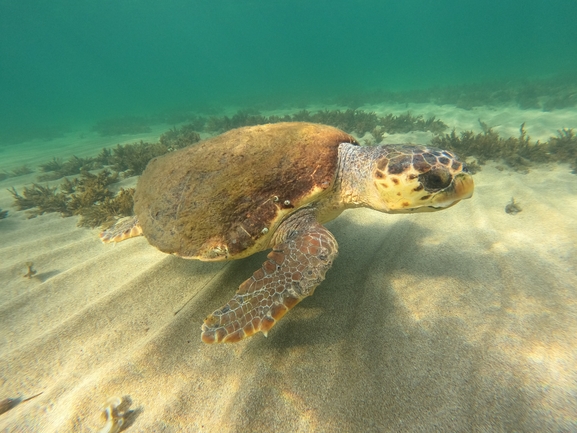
left=429, top=173, right=475, bottom=209
left=453, top=173, right=475, bottom=200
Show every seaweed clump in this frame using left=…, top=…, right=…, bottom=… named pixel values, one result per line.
left=431, top=121, right=549, bottom=172
left=159, top=124, right=201, bottom=150
left=9, top=170, right=134, bottom=228
left=37, top=131, right=201, bottom=184
left=547, top=129, right=577, bottom=173
left=38, top=156, right=102, bottom=181
left=66, top=170, right=119, bottom=214
left=332, top=74, right=577, bottom=112
left=0, top=209, right=7, bottom=219
left=103, top=128, right=201, bottom=177
left=205, top=109, right=269, bottom=132
left=0, top=166, right=34, bottom=180
left=9, top=184, right=70, bottom=217
left=201, top=109, right=447, bottom=138
left=380, top=112, right=447, bottom=134
left=10, top=166, right=34, bottom=177
left=105, top=141, right=173, bottom=177
left=77, top=187, right=134, bottom=228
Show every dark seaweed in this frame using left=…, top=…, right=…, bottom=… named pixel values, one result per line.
left=159, top=124, right=201, bottom=150
left=9, top=166, right=34, bottom=177
left=37, top=155, right=103, bottom=181
left=107, top=141, right=171, bottom=176
left=76, top=187, right=135, bottom=228
left=431, top=122, right=549, bottom=172
left=201, top=109, right=447, bottom=137
left=9, top=170, right=134, bottom=227
left=9, top=184, right=70, bottom=217
left=547, top=129, right=577, bottom=173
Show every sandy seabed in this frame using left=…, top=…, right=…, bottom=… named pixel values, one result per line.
left=0, top=104, right=576, bottom=432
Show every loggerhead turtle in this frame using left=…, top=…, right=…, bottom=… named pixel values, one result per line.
left=100, top=122, right=474, bottom=343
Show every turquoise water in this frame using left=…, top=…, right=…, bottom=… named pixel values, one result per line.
left=1, top=0, right=576, bottom=142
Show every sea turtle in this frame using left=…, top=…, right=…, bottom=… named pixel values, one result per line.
left=100, top=122, right=474, bottom=343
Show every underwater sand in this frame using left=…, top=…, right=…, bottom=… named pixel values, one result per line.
left=1, top=105, right=576, bottom=432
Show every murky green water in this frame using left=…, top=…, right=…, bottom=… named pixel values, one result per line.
left=1, top=0, right=576, bottom=143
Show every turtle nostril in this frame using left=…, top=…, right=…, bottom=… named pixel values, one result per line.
left=418, top=168, right=452, bottom=192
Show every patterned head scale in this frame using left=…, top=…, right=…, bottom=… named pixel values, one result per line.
left=372, top=145, right=474, bottom=213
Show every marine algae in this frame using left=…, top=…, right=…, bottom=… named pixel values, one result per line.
left=102, top=128, right=200, bottom=177
left=9, top=165, right=34, bottom=177
left=9, top=170, right=134, bottom=228
left=547, top=128, right=577, bottom=173
left=38, top=155, right=102, bottom=181
left=66, top=170, right=118, bottom=212
left=77, top=187, right=135, bottom=229
left=0, top=165, right=34, bottom=181
left=431, top=121, right=549, bottom=172
left=335, top=74, right=577, bottom=112
left=159, top=124, right=201, bottom=150
left=202, top=109, right=447, bottom=136
left=9, top=184, right=70, bottom=218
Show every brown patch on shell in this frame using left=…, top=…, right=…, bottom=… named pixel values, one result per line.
left=134, top=122, right=357, bottom=259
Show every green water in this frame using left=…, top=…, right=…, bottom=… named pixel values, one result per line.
left=0, top=0, right=576, bottom=143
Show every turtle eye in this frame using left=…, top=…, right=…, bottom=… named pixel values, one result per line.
left=418, top=168, right=452, bottom=192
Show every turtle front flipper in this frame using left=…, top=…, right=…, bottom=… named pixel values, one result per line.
left=99, top=216, right=142, bottom=243
left=201, top=219, right=338, bottom=343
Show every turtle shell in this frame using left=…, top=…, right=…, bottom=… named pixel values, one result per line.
left=134, top=122, right=358, bottom=260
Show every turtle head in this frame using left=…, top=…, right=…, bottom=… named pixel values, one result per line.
left=367, top=145, right=474, bottom=214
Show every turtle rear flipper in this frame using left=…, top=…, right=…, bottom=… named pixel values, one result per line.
left=201, top=219, right=338, bottom=343
left=100, top=216, right=142, bottom=243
